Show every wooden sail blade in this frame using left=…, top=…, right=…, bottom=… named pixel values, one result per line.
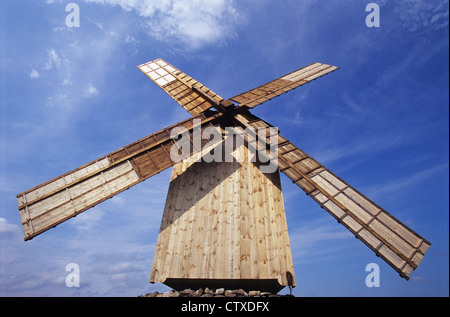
left=233, top=111, right=431, bottom=280
left=230, top=63, right=339, bottom=109
left=137, top=58, right=225, bottom=115
left=277, top=138, right=431, bottom=279
left=16, top=111, right=223, bottom=241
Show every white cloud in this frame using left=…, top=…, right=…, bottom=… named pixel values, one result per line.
left=0, top=272, right=47, bottom=292
left=85, top=83, right=99, bottom=97
left=61, top=78, right=72, bottom=86
left=29, top=69, right=40, bottom=79
left=70, top=209, right=104, bottom=231
left=124, top=34, right=139, bottom=44
left=44, top=48, right=62, bottom=70
left=106, top=262, right=144, bottom=274
left=288, top=218, right=353, bottom=263
left=313, top=130, right=415, bottom=166
left=393, top=0, right=449, bottom=32
left=290, top=221, right=351, bottom=251
left=367, top=163, right=448, bottom=198
left=84, top=0, right=242, bottom=49
left=110, top=196, right=126, bottom=207
left=0, top=217, right=19, bottom=239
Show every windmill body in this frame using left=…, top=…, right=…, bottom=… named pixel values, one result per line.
left=16, top=58, right=431, bottom=292
left=150, top=142, right=294, bottom=292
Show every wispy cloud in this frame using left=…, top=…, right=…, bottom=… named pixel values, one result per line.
left=70, top=209, right=105, bottom=231
left=367, top=163, right=448, bottom=198
left=31, top=48, right=73, bottom=88
left=29, top=69, right=40, bottom=79
left=393, top=0, right=449, bottom=32
left=20, top=37, right=115, bottom=138
left=83, top=0, right=243, bottom=49
left=85, top=83, right=99, bottom=97
left=1, top=272, right=48, bottom=292
left=288, top=217, right=353, bottom=263
left=312, top=129, right=415, bottom=166
left=97, top=261, right=145, bottom=275
left=0, top=217, right=19, bottom=239
left=44, top=48, right=63, bottom=70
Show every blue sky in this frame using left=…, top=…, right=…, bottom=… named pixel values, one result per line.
left=0, top=0, right=448, bottom=297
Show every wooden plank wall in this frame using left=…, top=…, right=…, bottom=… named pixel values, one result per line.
left=150, top=143, right=295, bottom=289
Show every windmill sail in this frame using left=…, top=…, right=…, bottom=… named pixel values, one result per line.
left=16, top=112, right=222, bottom=241
left=234, top=111, right=431, bottom=279
left=137, top=58, right=224, bottom=115
left=230, top=63, right=339, bottom=109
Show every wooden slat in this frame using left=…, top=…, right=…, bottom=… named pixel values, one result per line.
left=16, top=112, right=223, bottom=241
left=233, top=111, right=431, bottom=280
left=137, top=58, right=223, bottom=115
left=230, top=63, right=339, bottom=109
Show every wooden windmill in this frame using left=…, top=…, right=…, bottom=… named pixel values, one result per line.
left=16, top=58, right=431, bottom=293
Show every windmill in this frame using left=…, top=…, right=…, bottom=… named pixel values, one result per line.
left=16, top=58, right=431, bottom=293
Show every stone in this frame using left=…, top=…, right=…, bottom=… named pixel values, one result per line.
left=215, top=288, right=225, bottom=295
left=248, top=290, right=260, bottom=296
left=194, top=288, right=203, bottom=297
left=139, top=287, right=288, bottom=298
left=162, top=290, right=173, bottom=297
left=180, top=289, right=195, bottom=297
left=231, top=289, right=247, bottom=296
left=225, top=290, right=236, bottom=297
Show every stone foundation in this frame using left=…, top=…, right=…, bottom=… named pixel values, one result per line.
left=140, top=287, right=294, bottom=298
